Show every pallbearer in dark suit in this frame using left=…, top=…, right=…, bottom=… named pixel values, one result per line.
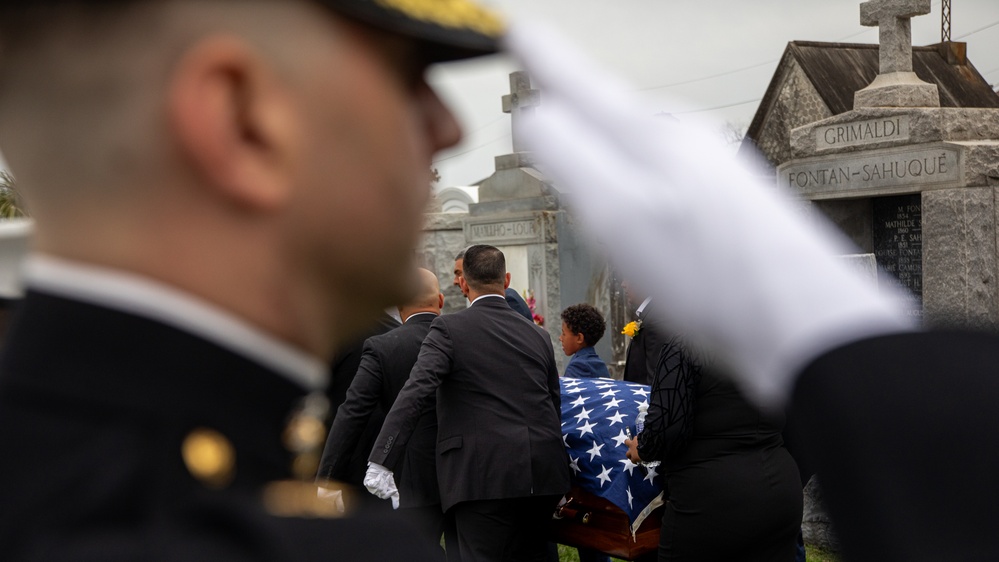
left=368, top=245, right=571, bottom=562
left=318, top=269, right=453, bottom=554
left=326, top=312, right=401, bottom=489
left=622, top=282, right=670, bottom=386
left=328, top=312, right=401, bottom=417
left=453, top=248, right=534, bottom=321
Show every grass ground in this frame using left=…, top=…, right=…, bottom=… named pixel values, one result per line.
left=805, top=544, right=841, bottom=562
left=555, top=545, right=620, bottom=562
left=555, top=544, right=841, bottom=561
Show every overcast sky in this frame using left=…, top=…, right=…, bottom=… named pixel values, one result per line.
left=428, top=0, right=999, bottom=188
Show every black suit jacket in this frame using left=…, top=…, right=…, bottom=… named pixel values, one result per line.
left=370, top=296, right=570, bottom=511
left=504, top=287, right=534, bottom=322
left=623, top=300, right=670, bottom=385
left=0, top=290, right=435, bottom=561
left=317, top=313, right=440, bottom=508
left=326, top=313, right=400, bottom=486
left=328, top=313, right=401, bottom=412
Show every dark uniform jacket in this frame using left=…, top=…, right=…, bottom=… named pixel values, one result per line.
left=623, top=300, right=670, bottom=386
left=317, top=313, right=440, bottom=508
left=0, top=290, right=435, bottom=561
left=789, top=330, right=999, bottom=562
left=370, top=295, right=570, bottom=512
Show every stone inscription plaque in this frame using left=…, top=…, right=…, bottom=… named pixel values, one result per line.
left=780, top=145, right=961, bottom=198
left=873, top=194, right=922, bottom=320
left=815, top=115, right=910, bottom=150
left=465, top=217, right=542, bottom=245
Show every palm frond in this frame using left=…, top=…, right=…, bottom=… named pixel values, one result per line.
left=0, top=170, right=27, bottom=219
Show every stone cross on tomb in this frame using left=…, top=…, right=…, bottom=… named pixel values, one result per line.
left=502, top=71, right=541, bottom=153
left=861, top=0, right=930, bottom=74
left=855, top=0, right=940, bottom=108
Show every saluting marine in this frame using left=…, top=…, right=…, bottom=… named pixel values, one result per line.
left=0, top=0, right=503, bottom=559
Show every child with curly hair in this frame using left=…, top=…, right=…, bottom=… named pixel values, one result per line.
left=559, top=304, right=611, bottom=379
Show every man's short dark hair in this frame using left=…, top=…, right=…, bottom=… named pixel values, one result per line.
left=461, top=245, right=505, bottom=288
left=455, top=248, right=466, bottom=261
left=561, top=304, right=606, bottom=347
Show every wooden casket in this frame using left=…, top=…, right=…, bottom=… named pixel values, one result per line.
left=551, top=377, right=667, bottom=560
left=550, top=486, right=663, bottom=560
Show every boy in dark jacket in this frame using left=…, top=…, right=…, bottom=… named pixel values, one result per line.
left=559, top=304, right=611, bottom=380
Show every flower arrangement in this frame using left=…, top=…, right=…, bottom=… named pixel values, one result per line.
left=622, top=319, right=642, bottom=338
left=523, top=290, right=545, bottom=327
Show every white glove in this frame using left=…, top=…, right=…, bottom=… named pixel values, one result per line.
left=316, top=487, right=345, bottom=513
left=363, top=462, right=400, bottom=509
left=505, top=22, right=916, bottom=410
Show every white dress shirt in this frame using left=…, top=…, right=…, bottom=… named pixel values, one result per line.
left=470, top=293, right=506, bottom=306
left=636, top=297, right=652, bottom=317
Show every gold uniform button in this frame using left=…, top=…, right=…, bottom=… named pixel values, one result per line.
left=283, top=415, right=327, bottom=453
left=182, top=428, right=236, bottom=489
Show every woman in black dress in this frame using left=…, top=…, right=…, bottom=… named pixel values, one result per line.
left=626, top=336, right=802, bottom=561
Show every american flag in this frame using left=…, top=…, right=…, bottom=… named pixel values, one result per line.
left=560, top=377, right=665, bottom=533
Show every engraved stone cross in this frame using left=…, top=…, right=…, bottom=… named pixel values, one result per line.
left=860, top=0, right=932, bottom=74
left=502, top=71, right=541, bottom=153
left=854, top=0, right=939, bottom=108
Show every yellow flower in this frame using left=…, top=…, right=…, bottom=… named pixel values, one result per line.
left=622, top=321, right=641, bottom=338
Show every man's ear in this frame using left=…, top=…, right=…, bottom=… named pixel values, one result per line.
left=503, top=272, right=511, bottom=290
left=168, top=36, right=296, bottom=211
left=458, top=275, right=470, bottom=296
left=437, top=293, right=444, bottom=311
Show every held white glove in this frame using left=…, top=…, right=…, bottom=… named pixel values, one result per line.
left=505, top=22, right=916, bottom=410
left=363, top=462, right=400, bottom=509
left=316, top=487, right=345, bottom=513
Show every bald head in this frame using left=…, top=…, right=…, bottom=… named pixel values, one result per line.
left=412, top=268, right=441, bottom=307
left=399, top=268, right=443, bottom=321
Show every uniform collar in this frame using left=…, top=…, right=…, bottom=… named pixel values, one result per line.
left=24, top=254, right=327, bottom=392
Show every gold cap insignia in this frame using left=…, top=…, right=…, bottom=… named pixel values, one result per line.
left=374, top=0, right=505, bottom=37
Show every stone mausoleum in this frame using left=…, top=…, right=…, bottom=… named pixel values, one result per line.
left=741, top=2, right=999, bottom=328
left=741, top=0, right=999, bottom=549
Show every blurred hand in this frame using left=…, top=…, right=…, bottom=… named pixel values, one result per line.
left=624, top=437, right=642, bottom=464
left=316, top=487, right=345, bottom=513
